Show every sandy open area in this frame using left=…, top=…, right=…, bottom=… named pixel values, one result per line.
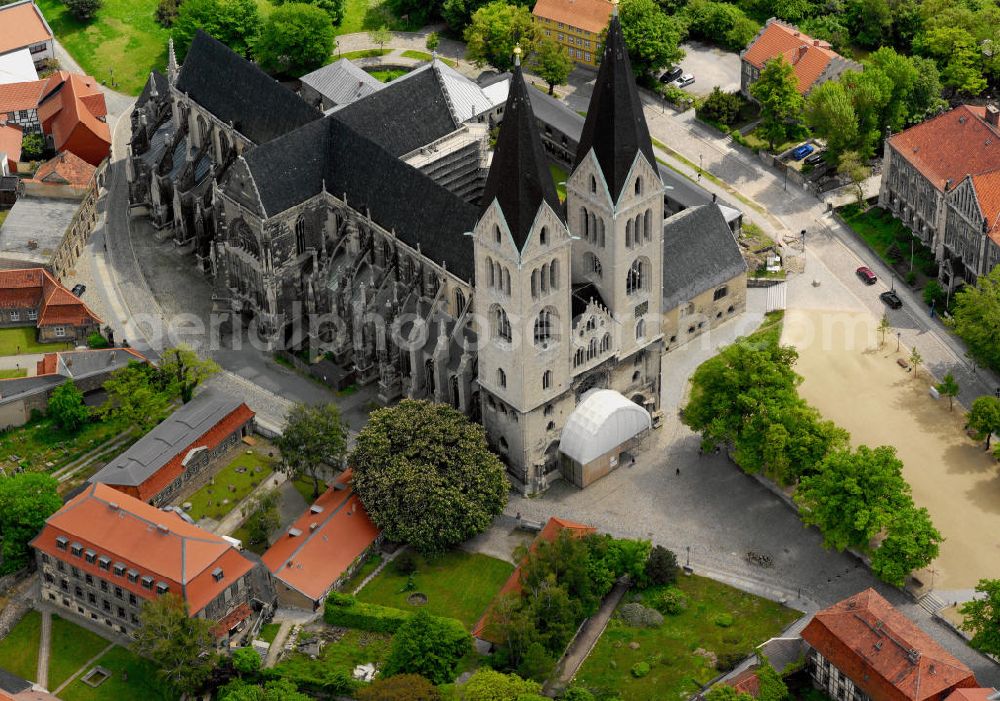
left=781, top=308, right=1000, bottom=590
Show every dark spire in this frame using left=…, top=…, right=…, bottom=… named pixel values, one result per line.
left=574, top=7, right=656, bottom=203
left=480, top=48, right=562, bottom=250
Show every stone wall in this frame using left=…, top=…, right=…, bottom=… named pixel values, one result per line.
left=52, top=159, right=108, bottom=279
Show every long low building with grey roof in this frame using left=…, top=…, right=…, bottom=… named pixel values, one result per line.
left=90, top=389, right=255, bottom=505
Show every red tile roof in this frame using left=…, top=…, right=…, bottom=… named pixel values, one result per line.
left=213, top=601, right=252, bottom=638
left=889, top=105, right=1000, bottom=192
left=31, top=483, right=255, bottom=615
left=30, top=151, right=97, bottom=187
left=532, top=0, right=613, bottom=34
left=37, top=72, right=110, bottom=166
left=0, top=79, right=47, bottom=114
left=0, top=267, right=102, bottom=328
left=472, top=516, right=595, bottom=640
left=728, top=668, right=762, bottom=697
left=0, top=1, right=51, bottom=56
left=970, top=168, right=1000, bottom=237
left=801, top=589, right=978, bottom=701
left=261, top=469, right=380, bottom=603
left=0, top=123, right=21, bottom=170
left=743, top=20, right=841, bottom=94
left=946, top=689, right=998, bottom=701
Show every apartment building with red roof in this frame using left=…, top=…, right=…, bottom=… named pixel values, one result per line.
left=0, top=78, right=47, bottom=133
left=31, top=482, right=275, bottom=644
left=0, top=267, right=101, bottom=343
left=36, top=72, right=110, bottom=166
left=0, top=1, right=54, bottom=69
left=262, top=469, right=381, bottom=610
left=22, top=151, right=97, bottom=198
left=532, top=0, right=612, bottom=67
left=740, top=19, right=861, bottom=98
left=801, top=589, right=978, bottom=701
left=878, top=104, right=1000, bottom=291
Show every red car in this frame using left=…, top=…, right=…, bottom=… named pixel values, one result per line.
left=856, top=266, right=877, bottom=285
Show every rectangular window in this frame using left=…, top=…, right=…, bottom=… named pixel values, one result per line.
left=57, top=561, right=64, bottom=572
left=60, top=579, right=68, bottom=591
left=212, top=567, right=224, bottom=582
left=98, top=556, right=111, bottom=571
left=117, top=607, right=125, bottom=619
left=100, top=580, right=108, bottom=592
left=29, top=43, right=46, bottom=54
left=102, top=599, right=111, bottom=612
left=585, top=53, right=592, bottom=62
left=55, top=536, right=68, bottom=550
left=127, top=570, right=139, bottom=583
left=130, top=613, right=139, bottom=625
left=71, top=566, right=79, bottom=578
left=10, top=311, right=19, bottom=322
left=156, top=582, right=170, bottom=595
left=141, top=576, right=154, bottom=590
left=113, top=563, right=126, bottom=577
left=129, top=593, right=137, bottom=606
left=70, top=543, right=82, bottom=557
left=27, top=310, right=37, bottom=320
left=85, top=574, right=93, bottom=585
left=74, top=586, right=83, bottom=597
left=114, top=586, right=123, bottom=599
left=87, top=592, right=96, bottom=604
left=84, top=550, right=96, bottom=564
left=41, top=553, right=49, bottom=564
left=54, top=326, right=66, bottom=337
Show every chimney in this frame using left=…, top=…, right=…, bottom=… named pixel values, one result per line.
left=798, top=45, right=809, bottom=60
left=813, top=39, right=820, bottom=46
left=987, top=104, right=1000, bottom=127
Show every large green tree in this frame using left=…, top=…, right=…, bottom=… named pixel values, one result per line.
left=350, top=400, right=509, bottom=552
left=795, top=445, right=912, bottom=552
left=382, top=610, right=471, bottom=684
left=464, top=1, right=537, bottom=72
left=48, top=380, right=90, bottom=432
left=254, top=3, right=335, bottom=77
left=101, top=361, right=173, bottom=431
left=276, top=402, right=349, bottom=499
left=915, top=26, right=987, bottom=95
left=967, top=395, right=1000, bottom=450
left=219, top=679, right=312, bottom=701
left=172, top=0, right=261, bottom=58
left=460, top=668, right=543, bottom=700
left=530, top=37, right=573, bottom=95
left=960, top=579, right=1000, bottom=657
left=273, top=0, right=344, bottom=23
left=949, top=265, right=1000, bottom=371
left=132, top=593, right=218, bottom=694
left=356, top=673, right=441, bottom=700
left=749, top=56, right=803, bottom=151
left=159, top=345, right=219, bottom=404
left=804, top=80, right=859, bottom=161
left=618, top=0, right=684, bottom=77
left=0, top=473, right=61, bottom=574
left=870, top=505, right=942, bottom=587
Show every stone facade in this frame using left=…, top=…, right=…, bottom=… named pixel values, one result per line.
left=878, top=142, right=944, bottom=252
left=52, top=159, right=107, bottom=278
left=661, top=272, right=747, bottom=352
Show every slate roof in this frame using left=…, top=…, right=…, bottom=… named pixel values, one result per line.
left=333, top=65, right=459, bottom=157
left=575, top=13, right=655, bottom=203
left=241, top=116, right=481, bottom=281
left=480, top=62, right=561, bottom=250
left=175, top=31, right=322, bottom=145
left=661, top=204, right=747, bottom=311
left=90, top=390, right=249, bottom=487
left=136, top=70, right=168, bottom=109
left=299, top=58, right=384, bottom=108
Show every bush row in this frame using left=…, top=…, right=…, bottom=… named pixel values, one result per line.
left=322, top=593, right=464, bottom=635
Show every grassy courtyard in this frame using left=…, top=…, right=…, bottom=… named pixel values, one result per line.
left=183, top=450, right=275, bottom=522
left=0, top=414, right=131, bottom=476
left=0, top=610, right=41, bottom=682
left=369, top=68, right=410, bottom=82
left=838, top=205, right=936, bottom=279
left=258, top=622, right=282, bottom=644
left=335, top=0, right=420, bottom=35
left=0, top=327, right=72, bottom=356
left=357, top=550, right=513, bottom=628
left=47, top=615, right=110, bottom=690
left=58, top=646, right=167, bottom=701
left=575, top=574, right=801, bottom=700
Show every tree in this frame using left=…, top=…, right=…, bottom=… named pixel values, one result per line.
left=705, top=684, right=754, bottom=701
left=838, top=151, right=869, bottom=208
left=967, top=396, right=1000, bottom=450
left=915, top=26, right=987, bottom=95
left=172, top=0, right=262, bottom=58
left=276, top=402, right=348, bottom=499
left=530, top=37, right=572, bottom=95
left=749, top=57, right=803, bottom=151
left=255, top=3, right=335, bottom=77
left=357, top=673, right=442, bottom=701
left=101, top=361, right=173, bottom=431
left=368, top=25, right=391, bottom=52
left=219, top=679, right=312, bottom=701
left=386, top=0, right=441, bottom=25
left=273, top=0, right=344, bottom=23
left=0, top=473, right=61, bottom=574
left=350, top=400, right=509, bottom=552
left=936, top=373, right=959, bottom=411
left=618, top=0, right=684, bottom=77
left=908, top=347, right=922, bottom=381
left=560, top=689, right=597, bottom=701
left=464, top=1, right=536, bottom=72
left=846, top=0, right=891, bottom=48
left=795, top=445, right=912, bottom=552
left=159, top=345, right=219, bottom=404
left=804, top=81, right=859, bottom=161
left=878, top=313, right=891, bottom=349
left=756, top=660, right=790, bottom=701
left=949, top=265, right=1000, bottom=372
left=870, top=506, right=942, bottom=586
left=21, top=132, right=45, bottom=160
left=460, top=668, right=542, bottom=700
left=645, top=544, right=678, bottom=585
left=960, top=579, right=1000, bottom=657
left=923, top=280, right=945, bottom=309
left=230, top=647, right=261, bottom=675
left=425, top=31, right=440, bottom=53
left=382, top=610, right=471, bottom=684
left=48, top=380, right=89, bottom=432
left=132, top=593, right=218, bottom=694
left=697, top=87, right=743, bottom=126
left=839, top=69, right=892, bottom=158
left=66, top=0, right=101, bottom=20
left=244, top=490, right=280, bottom=546
left=799, top=15, right=850, bottom=53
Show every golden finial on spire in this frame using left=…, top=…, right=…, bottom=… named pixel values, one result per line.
left=513, top=44, right=522, bottom=67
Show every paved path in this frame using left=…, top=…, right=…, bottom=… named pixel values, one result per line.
left=52, top=642, right=114, bottom=696
left=36, top=609, right=51, bottom=689
left=0, top=353, right=43, bottom=375
left=210, top=470, right=290, bottom=537
left=264, top=621, right=293, bottom=669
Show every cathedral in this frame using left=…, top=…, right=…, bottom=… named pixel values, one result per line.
left=126, top=7, right=747, bottom=494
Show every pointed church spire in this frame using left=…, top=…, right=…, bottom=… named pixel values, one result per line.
left=148, top=72, right=158, bottom=99
left=479, top=47, right=562, bottom=250
left=167, top=37, right=179, bottom=85
left=575, top=5, right=656, bottom=202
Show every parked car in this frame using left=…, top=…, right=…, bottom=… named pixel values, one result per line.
left=674, top=73, right=695, bottom=88
left=855, top=266, right=877, bottom=285
left=880, top=290, right=903, bottom=309
left=790, top=143, right=814, bottom=160
left=71, top=284, right=86, bottom=297
left=804, top=151, right=826, bottom=166
left=660, top=67, right=683, bottom=83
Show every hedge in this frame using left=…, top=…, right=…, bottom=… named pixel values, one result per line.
left=323, top=594, right=464, bottom=635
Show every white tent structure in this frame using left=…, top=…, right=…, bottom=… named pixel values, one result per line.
left=559, top=389, right=651, bottom=486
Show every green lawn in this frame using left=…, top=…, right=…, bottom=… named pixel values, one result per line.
left=575, top=574, right=801, bottom=700
left=335, top=0, right=419, bottom=35
left=0, top=327, right=72, bottom=356
left=258, top=622, right=282, bottom=644
left=0, top=414, right=131, bottom=477
left=342, top=553, right=383, bottom=593
left=339, top=48, right=391, bottom=60
left=401, top=50, right=457, bottom=67
left=184, top=450, right=275, bottom=521
left=47, top=615, right=111, bottom=690
left=0, top=610, right=41, bottom=682
left=368, top=68, right=410, bottom=82
left=292, top=474, right=323, bottom=504
left=0, top=368, right=27, bottom=378
left=549, top=163, right=568, bottom=203
left=357, top=551, right=513, bottom=628
left=316, top=628, right=392, bottom=669
left=839, top=205, right=937, bottom=277
left=59, top=646, right=168, bottom=701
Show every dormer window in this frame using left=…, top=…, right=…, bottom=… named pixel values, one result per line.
left=156, top=582, right=170, bottom=595
left=212, top=567, right=224, bottom=582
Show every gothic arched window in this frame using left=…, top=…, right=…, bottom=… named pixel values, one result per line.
left=493, top=305, right=512, bottom=343
left=626, top=258, right=648, bottom=296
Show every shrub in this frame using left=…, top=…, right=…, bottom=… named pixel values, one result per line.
left=394, top=550, right=418, bottom=575
left=715, top=650, right=748, bottom=671
left=326, top=592, right=355, bottom=607
left=21, top=133, right=44, bottom=160
left=156, top=0, right=180, bottom=26
left=644, top=545, right=678, bottom=586
left=619, top=602, right=664, bottom=628
left=714, top=612, right=734, bottom=627
left=356, top=673, right=441, bottom=700
left=88, top=332, right=110, bottom=349
left=382, top=610, right=470, bottom=685
left=630, top=661, right=651, bottom=678
left=561, top=689, right=596, bottom=701
left=905, top=270, right=917, bottom=286
left=923, top=280, right=945, bottom=307
left=230, top=647, right=261, bottom=674
left=652, top=587, right=688, bottom=615
left=697, top=87, right=743, bottom=126
left=66, top=0, right=101, bottom=20
left=323, top=596, right=412, bottom=633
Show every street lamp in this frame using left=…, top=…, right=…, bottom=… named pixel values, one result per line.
left=686, top=545, right=691, bottom=568
left=896, top=331, right=901, bottom=352
left=800, top=229, right=806, bottom=252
